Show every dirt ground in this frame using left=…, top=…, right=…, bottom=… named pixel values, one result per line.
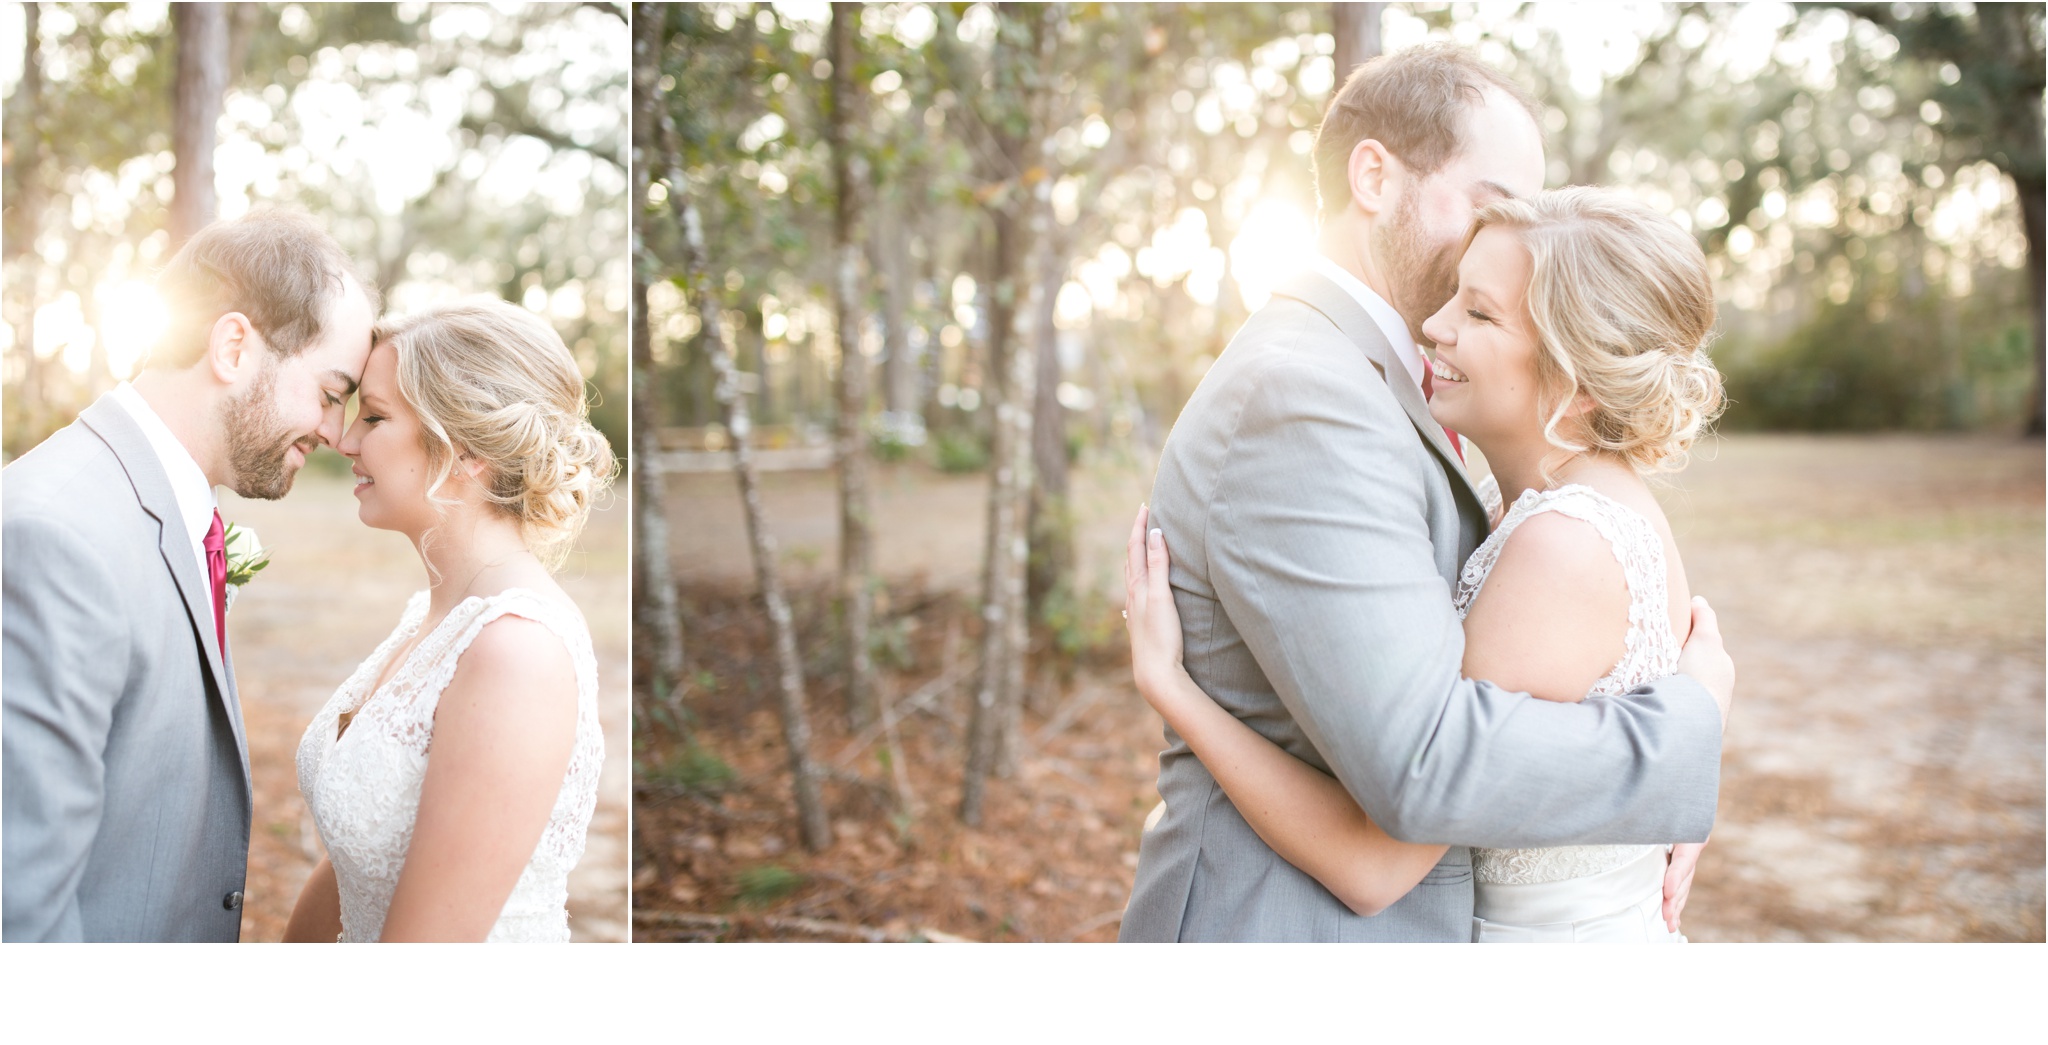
left=640, top=433, right=2043, bottom=943
left=222, top=463, right=629, bottom=943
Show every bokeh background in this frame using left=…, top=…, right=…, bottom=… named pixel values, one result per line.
left=633, top=2, right=2043, bottom=942
left=1, top=1, right=631, bottom=941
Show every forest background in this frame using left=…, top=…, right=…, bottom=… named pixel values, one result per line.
left=0, top=0, right=634, bottom=941
left=634, top=1, right=2043, bottom=944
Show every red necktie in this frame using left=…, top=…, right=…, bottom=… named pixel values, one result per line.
left=1420, top=365, right=1464, bottom=463
left=205, top=510, right=228, bottom=656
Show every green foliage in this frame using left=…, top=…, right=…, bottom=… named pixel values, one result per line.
left=639, top=1, right=2042, bottom=478
left=932, top=429, right=989, bottom=473
left=868, top=412, right=926, bottom=462
left=733, top=864, right=804, bottom=907
left=868, top=615, right=915, bottom=671
left=1038, top=580, right=1121, bottom=662
left=1718, top=263, right=2034, bottom=431
left=4, top=3, right=628, bottom=458
left=644, top=742, right=737, bottom=795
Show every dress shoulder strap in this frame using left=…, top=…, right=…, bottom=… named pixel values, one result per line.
left=1499, top=485, right=1678, bottom=694
left=392, top=588, right=597, bottom=732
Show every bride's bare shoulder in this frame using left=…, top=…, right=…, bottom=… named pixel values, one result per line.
left=1463, top=508, right=1631, bottom=701
left=434, top=615, right=577, bottom=749
left=1488, top=508, right=1632, bottom=598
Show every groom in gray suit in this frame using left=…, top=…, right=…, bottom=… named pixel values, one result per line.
left=3, top=210, right=377, bottom=941
left=1121, top=46, right=1734, bottom=942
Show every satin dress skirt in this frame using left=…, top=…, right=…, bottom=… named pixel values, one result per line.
left=1471, top=846, right=1687, bottom=943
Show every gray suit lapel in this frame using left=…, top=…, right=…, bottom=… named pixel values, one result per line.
left=78, top=396, right=250, bottom=785
left=1273, top=270, right=1484, bottom=508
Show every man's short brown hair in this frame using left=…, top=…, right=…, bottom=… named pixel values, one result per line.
left=149, top=209, right=378, bottom=369
left=1312, top=44, right=1540, bottom=220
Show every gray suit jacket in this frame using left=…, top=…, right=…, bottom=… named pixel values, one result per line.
left=3, top=395, right=252, bottom=941
left=1119, top=271, right=1723, bottom=942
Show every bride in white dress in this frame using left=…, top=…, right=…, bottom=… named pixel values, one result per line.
left=1124, top=187, right=1725, bottom=942
left=283, top=300, right=613, bottom=942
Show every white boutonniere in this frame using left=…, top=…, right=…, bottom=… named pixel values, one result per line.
left=221, top=522, right=271, bottom=610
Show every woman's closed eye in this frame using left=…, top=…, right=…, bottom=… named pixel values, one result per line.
left=1467, top=308, right=1495, bottom=323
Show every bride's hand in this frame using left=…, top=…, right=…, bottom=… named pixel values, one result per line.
left=1124, top=504, right=1189, bottom=707
left=1663, top=839, right=1707, bottom=933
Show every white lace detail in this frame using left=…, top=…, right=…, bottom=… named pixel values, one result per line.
left=295, top=588, right=603, bottom=942
left=1454, top=484, right=1679, bottom=887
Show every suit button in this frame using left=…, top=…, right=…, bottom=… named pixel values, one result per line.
left=223, top=891, right=244, bottom=911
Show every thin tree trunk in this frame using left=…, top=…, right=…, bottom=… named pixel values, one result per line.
left=873, top=197, right=916, bottom=418
left=961, top=3, right=1058, bottom=824
left=961, top=216, right=1021, bottom=826
left=630, top=4, right=684, bottom=712
left=658, top=49, right=832, bottom=854
left=2018, top=175, right=2045, bottom=437
left=994, top=224, right=1046, bottom=777
left=226, top=2, right=259, bottom=77
left=1332, top=2, right=1385, bottom=79
left=918, top=234, right=946, bottom=436
left=743, top=302, right=771, bottom=424
left=171, top=3, right=229, bottom=247
left=829, top=2, right=877, bottom=730
left=5, top=2, right=45, bottom=444
left=1026, top=219, right=1073, bottom=625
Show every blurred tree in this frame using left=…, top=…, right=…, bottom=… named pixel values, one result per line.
left=953, top=1, right=1061, bottom=825
left=830, top=1, right=878, bottom=731
left=632, top=1, right=683, bottom=717
left=3, top=3, right=628, bottom=460
left=647, top=1, right=832, bottom=852
left=1817, top=3, right=2044, bottom=433
left=3, top=2, right=47, bottom=445
left=169, top=3, right=228, bottom=245
left=1333, top=1, right=1384, bottom=74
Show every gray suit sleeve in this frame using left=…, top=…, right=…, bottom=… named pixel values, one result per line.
left=1205, top=354, right=1722, bottom=848
left=3, top=514, right=130, bottom=941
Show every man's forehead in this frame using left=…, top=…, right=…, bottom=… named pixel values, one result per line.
left=1450, top=90, right=1545, bottom=193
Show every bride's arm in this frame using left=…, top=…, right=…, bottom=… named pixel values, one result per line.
left=1455, top=511, right=1634, bottom=703
left=379, top=617, right=577, bottom=942
left=283, top=858, right=342, bottom=942
left=1125, top=509, right=1446, bottom=917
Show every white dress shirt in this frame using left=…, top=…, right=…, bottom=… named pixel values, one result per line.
left=109, top=382, right=221, bottom=636
left=1309, top=253, right=1429, bottom=392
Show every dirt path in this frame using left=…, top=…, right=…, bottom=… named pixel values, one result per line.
left=1659, top=435, right=2044, bottom=941
left=651, top=434, right=2042, bottom=942
left=224, top=466, right=629, bottom=942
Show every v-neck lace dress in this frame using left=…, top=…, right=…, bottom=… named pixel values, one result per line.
left=295, top=589, right=602, bottom=942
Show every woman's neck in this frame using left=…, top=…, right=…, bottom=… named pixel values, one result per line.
left=1476, top=427, right=1631, bottom=502
left=412, top=508, right=533, bottom=617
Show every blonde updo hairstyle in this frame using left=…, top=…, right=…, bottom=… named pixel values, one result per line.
left=1465, top=186, right=1726, bottom=474
left=374, top=299, right=616, bottom=568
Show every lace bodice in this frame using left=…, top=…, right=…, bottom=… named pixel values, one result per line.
left=295, top=589, right=603, bottom=942
left=1457, top=482, right=1679, bottom=887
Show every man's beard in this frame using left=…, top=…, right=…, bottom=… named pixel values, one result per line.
left=1375, top=188, right=1461, bottom=344
left=220, top=360, right=306, bottom=500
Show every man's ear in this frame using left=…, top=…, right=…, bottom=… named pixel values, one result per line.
left=205, top=312, right=264, bottom=386
left=1347, top=138, right=1398, bottom=218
